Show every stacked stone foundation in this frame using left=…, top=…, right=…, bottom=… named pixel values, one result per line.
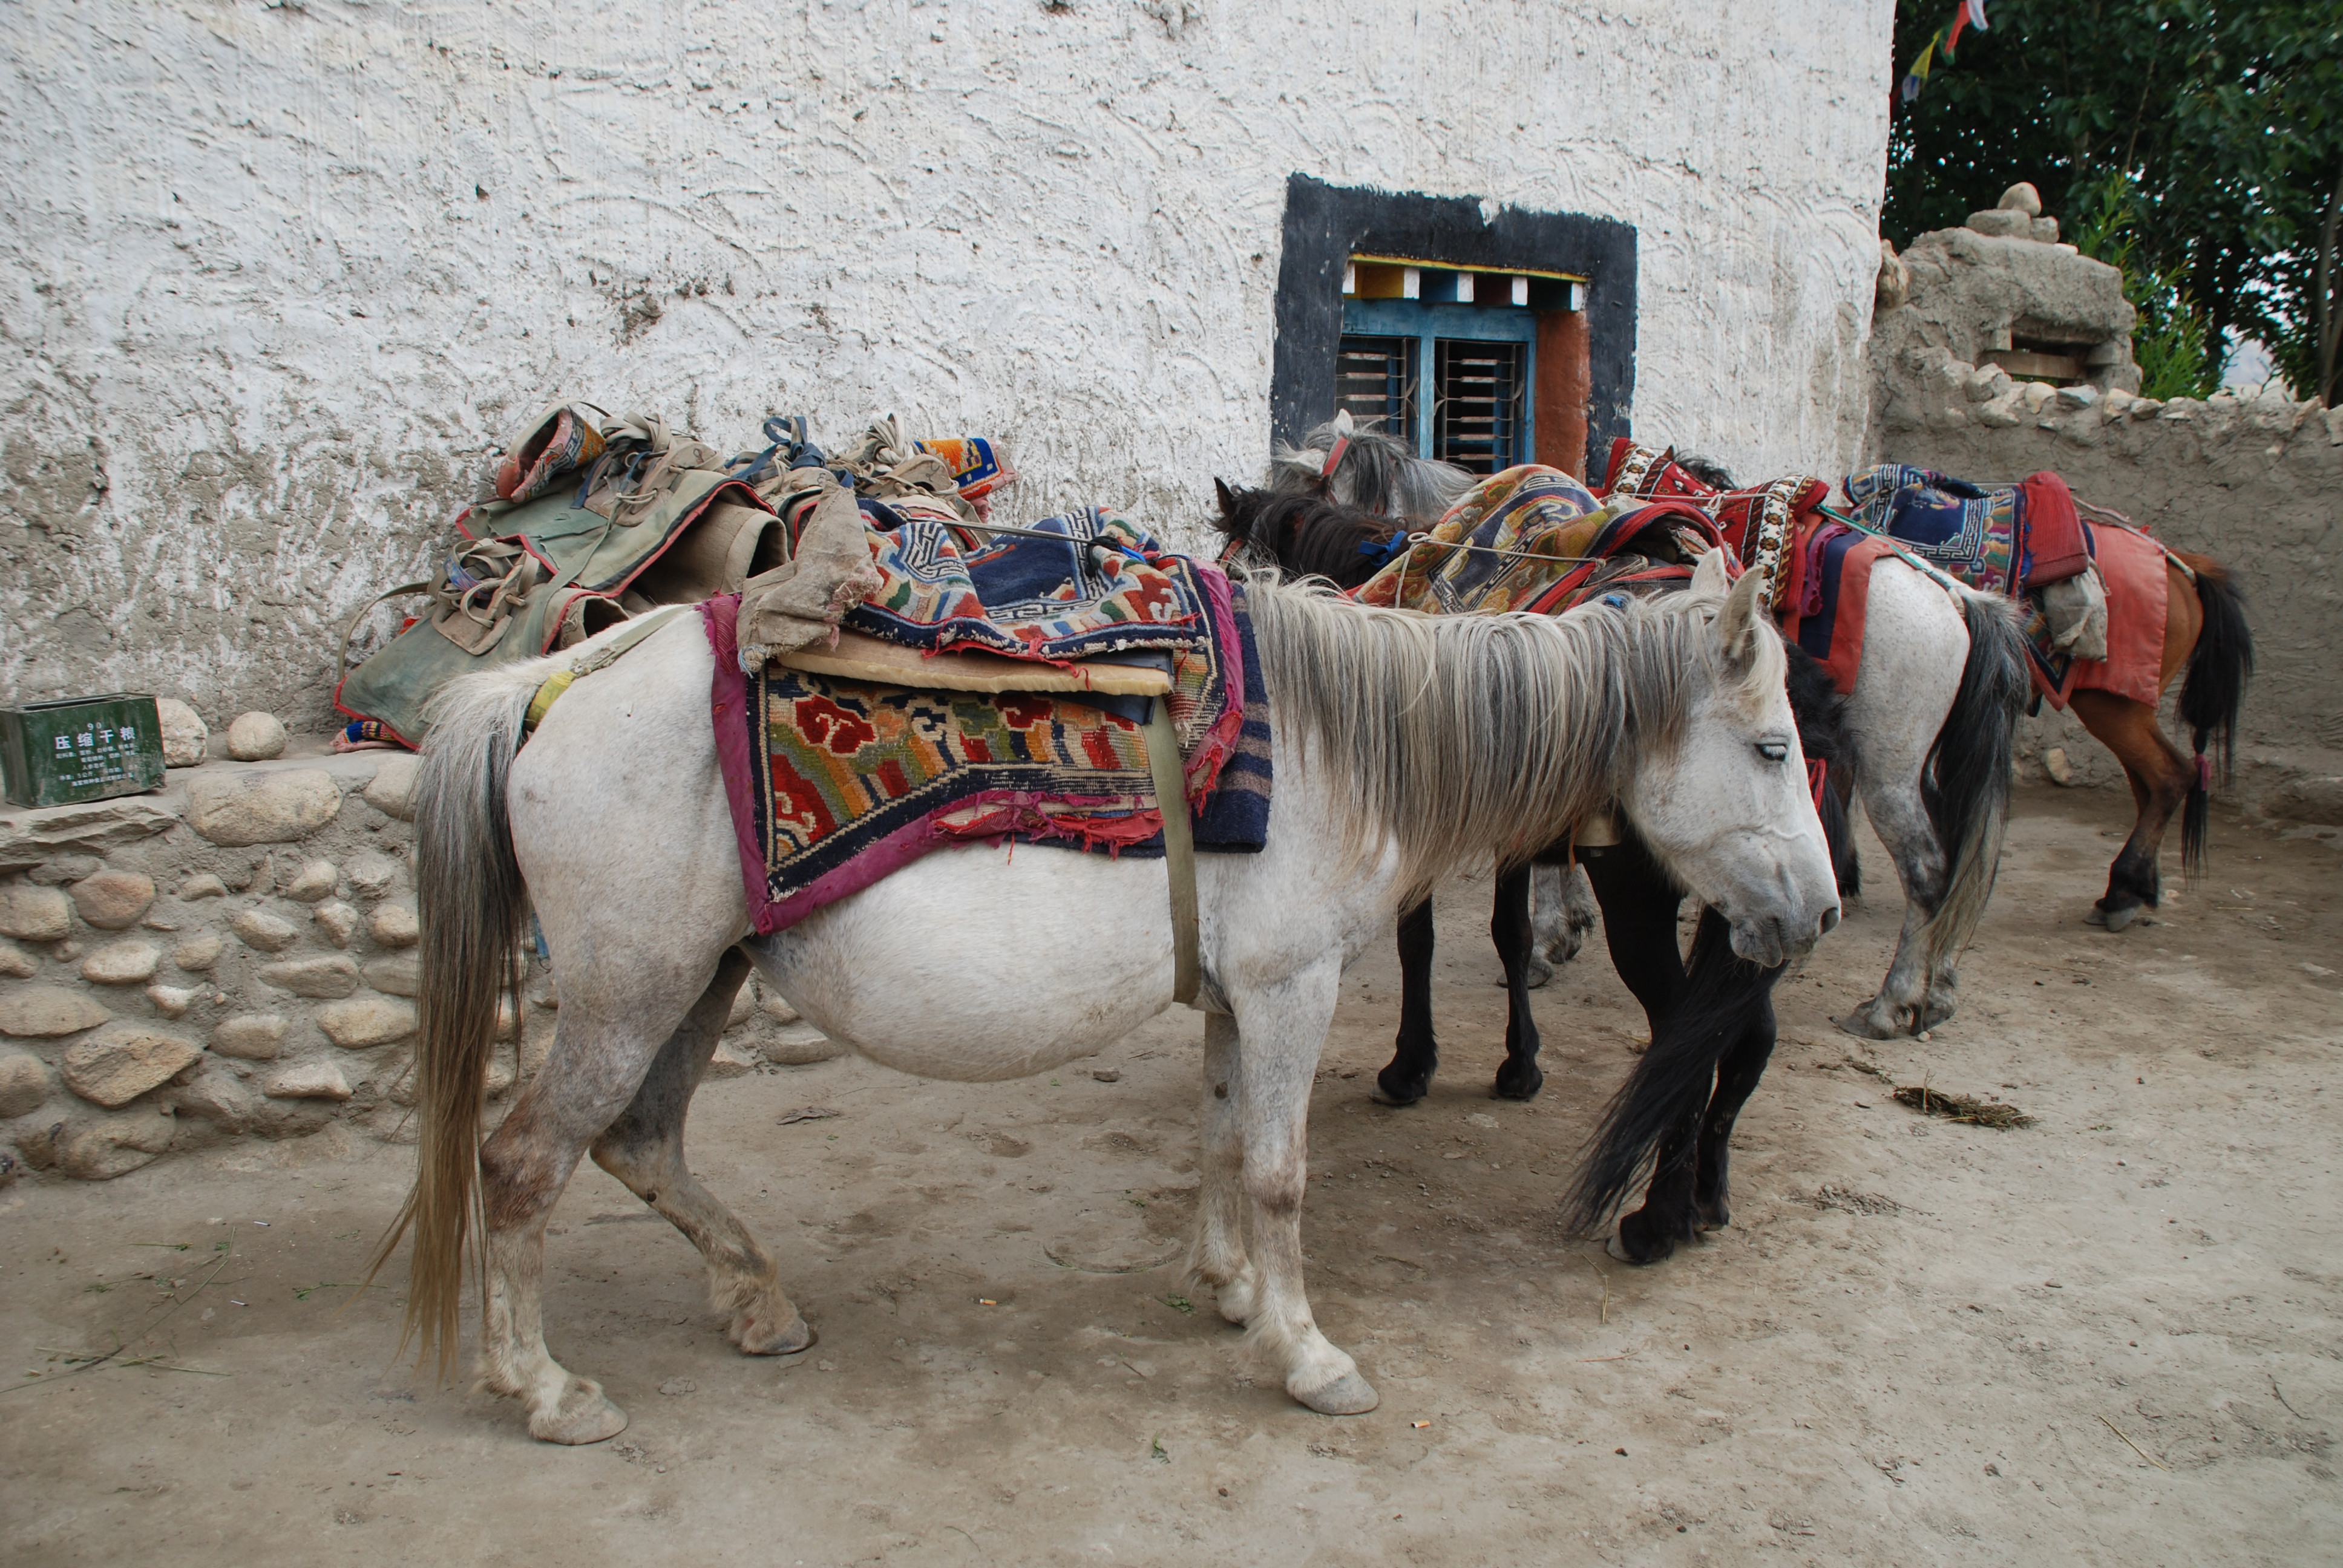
left=0, top=749, right=839, bottom=1181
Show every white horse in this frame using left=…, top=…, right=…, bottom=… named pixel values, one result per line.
left=372, top=556, right=1838, bottom=1443
left=1270, top=425, right=2029, bottom=1039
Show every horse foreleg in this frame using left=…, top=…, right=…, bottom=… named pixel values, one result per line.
left=1373, top=898, right=1439, bottom=1106
left=478, top=959, right=735, bottom=1445
left=1690, top=998, right=1778, bottom=1232
left=2072, top=690, right=2192, bottom=932
left=1490, top=866, right=1545, bottom=1100
left=1235, top=967, right=1377, bottom=1415
left=1185, top=1012, right=1259, bottom=1325
left=590, top=948, right=811, bottom=1357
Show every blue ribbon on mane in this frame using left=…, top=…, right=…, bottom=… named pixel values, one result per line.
left=1357, top=532, right=1414, bottom=570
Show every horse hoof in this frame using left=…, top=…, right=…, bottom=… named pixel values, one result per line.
left=1833, top=1009, right=1901, bottom=1042
left=2094, top=904, right=2141, bottom=933
left=2085, top=906, right=2108, bottom=927
left=1492, top=1065, right=1544, bottom=1102
left=529, top=1379, right=628, bottom=1445
left=1371, top=1077, right=1428, bottom=1108
left=1292, top=1370, right=1380, bottom=1415
left=733, top=1309, right=814, bottom=1356
left=1522, top=956, right=1556, bottom=989
left=1605, top=1232, right=1634, bottom=1263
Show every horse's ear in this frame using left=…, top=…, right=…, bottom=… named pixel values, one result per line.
left=1214, top=477, right=1237, bottom=517
left=1717, top=559, right=1765, bottom=668
left=1689, top=547, right=1732, bottom=604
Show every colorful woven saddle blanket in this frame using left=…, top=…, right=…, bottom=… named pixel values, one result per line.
left=1775, top=504, right=2168, bottom=710
left=1837, top=465, right=2160, bottom=705
left=703, top=568, right=1271, bottom=936
left=848, top=501, right=1210, bottom=662
left=1354, top=464, right=1732, bottom=616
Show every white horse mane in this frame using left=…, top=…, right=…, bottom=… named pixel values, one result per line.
left=1242, top=567, right=1784, bottom=901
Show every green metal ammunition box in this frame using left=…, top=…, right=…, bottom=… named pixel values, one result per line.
left=0, top=693, right=168, bottom=809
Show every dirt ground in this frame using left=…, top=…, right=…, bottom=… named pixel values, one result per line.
left=2, top=783, right=2338, bottom=1566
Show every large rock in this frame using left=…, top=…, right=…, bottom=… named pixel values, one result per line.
left=368, top=901, right=419, bottom=948
left=156, top=697, right=209, bottom=768
left=168, top=1063, right=257, bottom=1132
left=230, top=908, right=301, bottom=953
left=177, top=873, right=228, bottom=901
left=281, top=859, right=339, bottom=902
left=211, top=1013, right=287, bottom=1060
left=1964, top=207, right=2029, bottom=238
left=0, top=1048, right=51, bottom=1117
left=145, top=983, right=203, bottom=1019
left=344, top=851, right=402, bottom=900
left=0, top=938, right=34, bottom=979
left=363, top=755, right=421, bottom=821
left=1998, top=181, right=2043, bottom=217
left=363, top=952, right=419, bottom=997
left=0, top=985, right=111, bottom=1037
left=80, top=940, right=162, bottom=985
left=224, top=711, right=289, bottom=762
left=256, top=955, right=361, bottom=999
left=172, top=931, right=225, bottom=971
left=316, top=997, right=417, bottom=1048
left=185, top=769, right=342, bottom=847
left=0, top=884, right=73, bottom=942
left=264, top=1061, right=353, bottom=1100
left=59, top=1108, right=178, bottom=1179
left=68, top=870, right=156, bottom=930
left=313, top=901, right=359, bottom=947
left=0, top=797, right=179, bottom=876
left=59, top=1024, right=203, bottom=1108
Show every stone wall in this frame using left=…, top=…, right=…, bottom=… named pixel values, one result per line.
left=0, top=744, right=834, bottom=1181
left=2, top=1, right=1897, bottom=730
left=1869, top=208, right=2343, bottom=824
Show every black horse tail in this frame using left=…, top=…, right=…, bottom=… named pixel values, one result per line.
left=2175, top=554, right=2252, bottom=878
left=1560, top=909, right=1778, bottom=1238
left=1914, top=592, right=2030, bottom=973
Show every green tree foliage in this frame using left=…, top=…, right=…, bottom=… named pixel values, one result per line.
left=1884, top=1, right=2343, bottom=403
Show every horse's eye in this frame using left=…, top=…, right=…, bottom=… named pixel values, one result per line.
left=1757, top=740, right=1790, bottom=763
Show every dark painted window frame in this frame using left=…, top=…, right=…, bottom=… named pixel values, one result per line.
left=1271, top=174, right=1637, bottom=477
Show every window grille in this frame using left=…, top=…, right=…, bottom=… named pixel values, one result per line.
left=1334, top=335, right=1417, bottom=439
left=1433, top=338, right=1525, bottom=473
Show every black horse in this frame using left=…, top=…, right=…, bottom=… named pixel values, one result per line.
left=1211, top=479, right=1859, bottom=1262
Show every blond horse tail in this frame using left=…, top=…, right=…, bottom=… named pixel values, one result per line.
left=361, top=661, right=546, bottom=1379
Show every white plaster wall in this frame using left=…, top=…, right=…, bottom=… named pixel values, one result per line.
left=2, top=0, right=1895, bottom=725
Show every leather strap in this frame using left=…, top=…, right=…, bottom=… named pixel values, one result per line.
left=1142, top=696, right=1201, bottom=1006
left=521, top=606, right=693, bottom=736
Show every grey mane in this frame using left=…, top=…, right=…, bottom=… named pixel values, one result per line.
left=1268, top=418, right=1475, bottom=528
left=1241, top=570, right=1781, bottom=903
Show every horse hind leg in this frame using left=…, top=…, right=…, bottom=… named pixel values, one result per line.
left=1837, top=766, right=1945, bottom=1039
left=1184, top=1012, right=1259, bottom=1325
left=2072, top=691, right=2191, bottom=932
left=591, top=947, right=811, bottom=1357
left=1524, top=861, right=1597, bottom=985
left=476, top=951, right=743, bottom=1444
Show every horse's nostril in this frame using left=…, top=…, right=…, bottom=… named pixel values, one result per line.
left=1817, top=905, right=1841, bottom=936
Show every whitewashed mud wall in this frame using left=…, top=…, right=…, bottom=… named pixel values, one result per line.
left=2, top=0, right=1895, bottom=726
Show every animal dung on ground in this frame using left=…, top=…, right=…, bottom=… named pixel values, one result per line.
left=1892, top=1084, right=2035, bottom=1128
left=776, top=1105, right=841, bottom=1125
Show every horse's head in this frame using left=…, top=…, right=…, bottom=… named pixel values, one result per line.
left=1618, top=550, right=1841, bottom=966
